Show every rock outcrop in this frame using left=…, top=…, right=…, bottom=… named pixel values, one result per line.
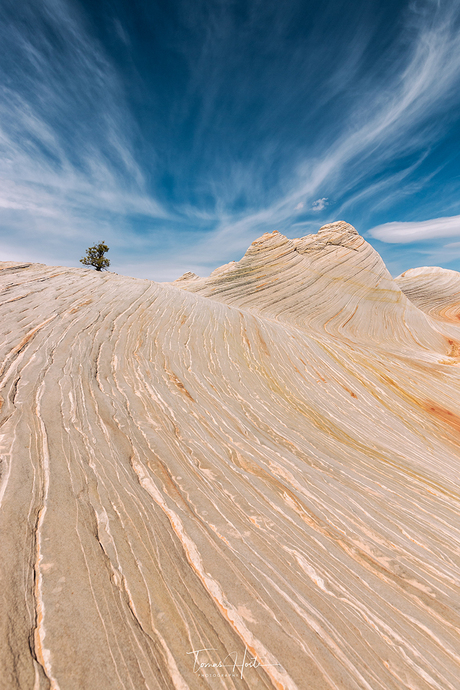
left=396, top=265, right=460, bottom=323
left=1, top=222, right=460, bottom=690
left=175, top=222, right=451, bottom=352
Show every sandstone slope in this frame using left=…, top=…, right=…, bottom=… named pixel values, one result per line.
left=1, top=222, right=460, bottom=690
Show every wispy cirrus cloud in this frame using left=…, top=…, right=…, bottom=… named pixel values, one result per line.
left=1, top=0, right=460, bottom=279
left=0, top=0, right=169, bottom=267
left=185, top=0, right=460, bottom=266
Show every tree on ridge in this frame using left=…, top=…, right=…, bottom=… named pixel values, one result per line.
left=80, top=241, right=110, bottom=271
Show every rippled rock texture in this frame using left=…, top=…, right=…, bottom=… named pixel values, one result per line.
left=1, top=222, right=460, bottom=690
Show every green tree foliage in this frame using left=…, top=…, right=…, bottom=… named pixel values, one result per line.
left=80, top=241, right=110, bottom=271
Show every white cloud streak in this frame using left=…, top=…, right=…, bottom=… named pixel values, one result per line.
left=368, top=214, right=460, bottom=243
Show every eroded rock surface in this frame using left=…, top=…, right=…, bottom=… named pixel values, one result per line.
left=1, top=223, right=460, bottom=689
left=396, top=265, right=460, bottom=323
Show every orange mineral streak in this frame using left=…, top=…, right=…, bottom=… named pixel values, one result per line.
left=422, top=401, right=460, bottom=436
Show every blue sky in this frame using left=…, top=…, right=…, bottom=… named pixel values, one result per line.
left=1, top=0, right=460, bottom=280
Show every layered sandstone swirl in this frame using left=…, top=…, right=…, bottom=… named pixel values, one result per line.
left=1, top=222, right=460, bottom=690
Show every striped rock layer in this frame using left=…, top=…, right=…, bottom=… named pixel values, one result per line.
left=1, top=221, right=460, bottom=690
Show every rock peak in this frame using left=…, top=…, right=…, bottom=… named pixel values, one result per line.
left=318, top=220, right=358, bottom=235
left=175, top=220, right=449, bottom=352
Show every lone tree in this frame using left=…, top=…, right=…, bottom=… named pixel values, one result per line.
left=80, top=241, right=110, bottom=271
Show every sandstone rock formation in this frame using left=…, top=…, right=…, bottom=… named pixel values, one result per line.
left=395, top=265, right=460, bottom=323
left=1, top=222, right=460, bottom=690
